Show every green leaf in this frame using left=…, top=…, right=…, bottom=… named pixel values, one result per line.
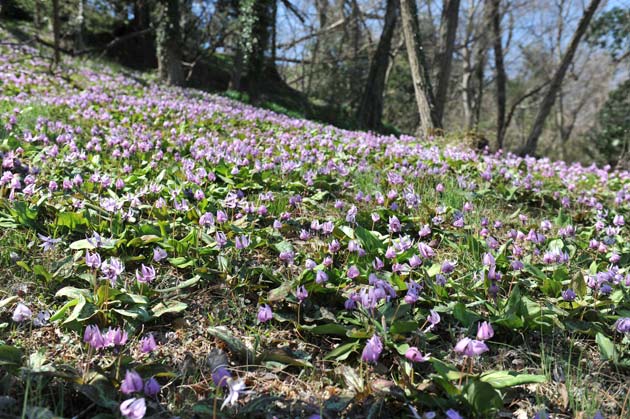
left=63, top=295, right=87, bottom=324
left=325, top=341, right=359, bottom=361
left=0, top=296, right=18, bottom=309
left=268, top=281, right=293, bottom=302
left=151, top=301, right=187, bottom=317
left=207, top=326, right=255, bottom=363
left=480, top=370, right=546, bottom=389
left=0, top=345, right=22, bottom=369
left=355, top=225, right=385, bottom=252
left=301, top=323, right=348, bottom=336
left=154, top=276, right=200, bottom=293
left=390, top=320, right=418, bottom=335
left=259, top=349, right=313, bottom=368
left=595, top=332, right=618, bottom=362
left=464, top=380, right=503, bottom=415
left=69, top=239, right=96, bottom=250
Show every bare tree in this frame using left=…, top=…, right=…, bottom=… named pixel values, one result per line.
left=52, top=0, right=61, bottom=69
left=518, top=0, right=602, bottom=156
left=489, top=0, right=507, bottom=149
left=400, top=0, right=440, bottom=136
left=357, top=0, right=399, bottom=130
left=156, top=0, right=184, bottom=86
left=434, top=0, right=461, bottom=124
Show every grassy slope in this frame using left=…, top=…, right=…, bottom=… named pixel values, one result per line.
left=0, top=26, right=629, bottom=419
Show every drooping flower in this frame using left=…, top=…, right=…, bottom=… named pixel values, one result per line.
left=12, top=303, right=32, bottom=323
left=85, top=251, right=101, bottom=269
left=445, top=409, right=463, bottom=419
left=615, top=317, right=630, bottom=333
left=476, top=321, right=494, bottom=341
left=347, top=265, right=360, bottom=279
left=37, top=234, right=62, bottom=252
left=295, top=285, right=308, bottom=303
left=405, top=347, right=430, bottom=363
left=84, top=324, right=106, bottom=349
left=120, top=397, right=146, bottom=419
left=562, top=288, right=577, bottom=302
left=453, top=337, right=489, bottom=357
left=143, top=377, right=161, bottom=398
left=135, top=264, right=156, bottom=283
left=425, top=310, right=440, bottom=332
left=212, top=366, right=231, bottom=387
left=139, top=334, right=157, bottom=353
left=315, top=269, right=328, bottom=284
left=121, top=370, right=144, bottom=394
left=153, top=247, right=168, bottom=262
left=104, top=327, right=128, bottom=347
left=221, top=377, right=246, bottom=410
left=101, top=257, right=125, bottom=286
left=361, top=335, right=383, bottom=363
left=257, top=304, right=273, bottom=323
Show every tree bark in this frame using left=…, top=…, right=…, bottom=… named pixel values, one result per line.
left=518, top=0, right=602, bottom=156
left=52, top=0, right=61, bottom=68
left=400, top=0, right=441, bottom=136
left=489, top=0, right=507, bottom=149
left=356, top=0, right=399, bottom=130
left=156, top=0, right=184, bottom=86
left=434, top=0, right=460, bottom=125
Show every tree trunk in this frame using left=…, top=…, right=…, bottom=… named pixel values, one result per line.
left=356, top=0, right=399, bottom=130
left=434, top=0, right=460, bottom=125
left=518, top=0, right=601, bottom=156
left=52, top=0, right=61, bottom=68
left=400, top=0, right=441, bottom=136
left=75, top=0, right=85, bottom=52
left=34, top=0, right=42, bottom=29
left=156, top=0, right=184, bottom=86
left=489, top=0, right=506, bottom=149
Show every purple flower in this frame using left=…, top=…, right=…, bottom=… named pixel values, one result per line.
left=445, top=409, right=463, bottom=419
left=454, top=337, right=489, bottom=357
left=613, top=215, right=625, bottom=226
left=476, top=321, right=494, bottom=341
left=482, top=252, right=495, bottom=266
left=104, top=327, right=128, bottom=347
left=143, top=377, right=160, bottom=398
left=405, top=347, right=429, bottom=363
left=409, top=254, right=422, bottom=268
left=120, top=370, right=143, bottom=394
left=424, top=310, right=440, bottom=332
left=257, top=304, right=273, bottom=323
left=305, top=259, right=317, bottom=270
left=153, top=247, right=168, bottom=262
left=295, top=285, right=308, bottom=303
left=441, top=261, right=455, bottom=274
left=135, top=264, right=156, bottom=283
left=389, top=216, right=401, bottom=233
left=279, top=250, right=295, bottom=264
left=120, top=397, right=146, bottom=419
left=85, top=251, right=101, bottom=269
left=435, top=183, right=444, bottom=193
left=235, top=235, right=250, bottom=250
left=315, top=270, right=328, bottom=284
left=101, top=257, right=125, bottom=286
left=139, top=334, right=157, bottom=353
left=84, top=324, right=106, bottom=349
left=212, top=366, right=231, bottom=387
left=361, top=335, right=383, bottom=363
left=347, top=265, right=360, bottom=279
left=615, top=317, right=630, bottom=333
left=37, top=234, right=61, bottom=252
left=221, top=377, right=246, bottom=410
left=418, top=242, right=434, bottom=259
left=12, top=303, right=32, bottom=322
left=562, top=288, right=577, bottom=302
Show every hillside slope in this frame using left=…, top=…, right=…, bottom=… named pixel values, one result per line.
left=0, top=32, right=629, bottom=419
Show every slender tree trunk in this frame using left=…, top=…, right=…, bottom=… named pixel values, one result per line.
left=34, top=0, right=42, bottom=29
left=75, top=0, right=85, bottom=52
left=356, top=0, right=399, bottom=130
left=518, top=0, right=601, bottom=156
left=52, top=0, right=61, bottom=68
left=434, top=0, right=460, bottom=125
left=156, top=0, right=184, bottom=86
left=400, top=0, right=441, bottom=136
left=489, top=0, right=507, bottom=149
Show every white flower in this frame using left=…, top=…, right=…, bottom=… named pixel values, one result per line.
left=221, top=377, right=246, bottom=410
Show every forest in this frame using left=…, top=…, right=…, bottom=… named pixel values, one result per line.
left=1, top=0, right=629, bottom=164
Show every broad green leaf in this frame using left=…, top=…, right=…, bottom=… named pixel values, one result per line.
left=480, top=370, right=546, bottom=389
left=596, top=332, right=618, bottom=362
left=151, top=301, right=187, bottom=317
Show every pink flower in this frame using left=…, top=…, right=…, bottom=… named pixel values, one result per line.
left=454, top=337, right=489, bottom=357
left=405, top=347, right=429, bottom=362
left=257, top=304, right=273, bottom=323
left=361, top=335, right=383, bottom=363
left=476, top=321, right=494, bottom=341
left=120, top=397, right=146, bottom=419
